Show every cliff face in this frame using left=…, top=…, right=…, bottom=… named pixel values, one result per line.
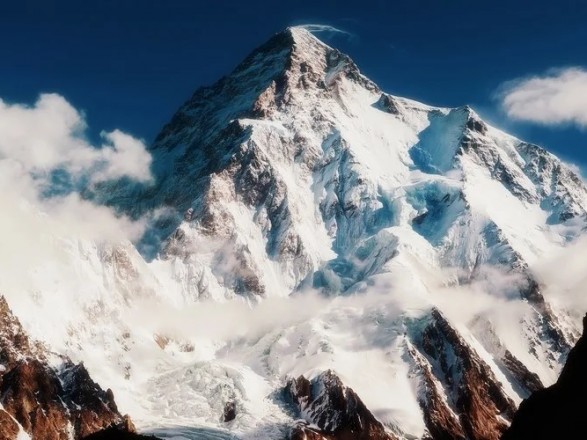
left=0, top=296, right=138, bottom=440
left=410, top=310, right=516, bottom=440
left=502, top=314, right=587, bottom=440
left=285, top=370, right=397, bottom=440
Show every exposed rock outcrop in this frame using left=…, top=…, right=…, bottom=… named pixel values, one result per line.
left=502, top=313, right=587, bottom=440
left=0, top=296, right=136, bottom=440
left=410, top=310, right=516, bottom=440
left=285, top=370, right=397, bottom=440
left=406, top=342, right=466, bottom=440
left=0, top=409, right=20, bottom=440
left=222, top=401, right=236, bottom=422
left=83, top=423, right=160, bottom=440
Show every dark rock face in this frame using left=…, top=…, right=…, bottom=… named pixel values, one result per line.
left=82, top=423, right=160, bottom=440
left=501, top=350, right=543, bottom=395
left=0, top=296, right=135, bottom=440
left=0, top=409, right=20, bottom=439
left=284, top=370, right=396, bottom=440
left=502, top=313, right=587, bottom=440
left=2, top=359, right=78, bottom=439
left=407, top=344, right=466, bottom=440
left=290, top=422, right=330, bottom=440
left=222, top=401, right=236, bottom=422
left=82, top=415, right=161, bottom=439
left=376, top=94, right=402, bottom=115
left=83, top=432, right=156, bottom=440
left=410, top=310, right=516, bottom=440
left=465, top=115, right=488, bottom=135
left=0, top=296, right=45, bottom=366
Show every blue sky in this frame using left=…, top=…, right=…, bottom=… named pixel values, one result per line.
left=1, top=0, right=586, bottom=167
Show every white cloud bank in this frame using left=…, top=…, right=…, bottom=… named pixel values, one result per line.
left=0, top=93, right=152, bottom=183
left=500, top=67, right=587, bottom=127
left=0, top=93, right=152, bottom=243
left=533, top=235, right=587, bottom=314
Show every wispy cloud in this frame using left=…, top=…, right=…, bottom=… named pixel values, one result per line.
left=498, top=67, right=587, bottom=128
left=532, top=235, right=587, bottom=319
left=295, top=23, right=352, bottom=38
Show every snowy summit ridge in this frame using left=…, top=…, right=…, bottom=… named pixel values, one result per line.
left=3, top=26, right=587, bottom=440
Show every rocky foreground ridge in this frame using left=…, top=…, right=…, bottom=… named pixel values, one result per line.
left=502, top=313, right=587, bottom=440
left=0, top=296, right=154, bottom=440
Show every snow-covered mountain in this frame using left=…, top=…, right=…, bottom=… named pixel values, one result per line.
left=2, top=26, right=587, bottom=439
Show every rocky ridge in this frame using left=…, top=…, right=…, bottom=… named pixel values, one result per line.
left=502, top=314, right=587, bottom=440
left=0, top=296, right=139, bottom=440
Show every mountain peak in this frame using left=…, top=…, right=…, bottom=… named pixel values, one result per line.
left=241, top=25, right=368, bottom=89
left=232, top=25, right=330, bottom=75
left=151, top=25, right=375, bottom=149
left=285, top=25, right=325, bottom=42
left=272, top=25, right=335, bottom=51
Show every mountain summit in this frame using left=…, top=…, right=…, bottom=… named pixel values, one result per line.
left=3, top=27, right=586, bottom=439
